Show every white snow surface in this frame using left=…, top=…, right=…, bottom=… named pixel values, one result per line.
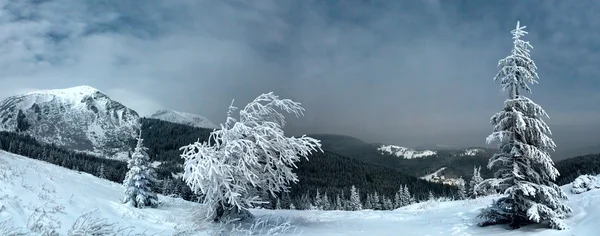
left=378, top=145, right=437, bottom=159
left=1, top=150, right=599, bottom=235
left=149, top=110, right=218, bottom=129
left=421, top=167, right=447, bottom=181
left=463, top=148, right=485, bottom=156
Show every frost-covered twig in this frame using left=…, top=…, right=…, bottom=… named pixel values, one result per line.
left=67, top=208, right=115, bottom=236
left=0, top=217, right=29, bottom=236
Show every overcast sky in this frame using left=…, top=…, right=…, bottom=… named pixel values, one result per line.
left=0, top=0, right=599, bottom=150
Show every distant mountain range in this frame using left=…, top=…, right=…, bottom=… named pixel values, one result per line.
left=0, top=85, right=597, bottom=181
left=0, top=85, right=218, bottom=160
left=149, top=110, right=218, bottom=129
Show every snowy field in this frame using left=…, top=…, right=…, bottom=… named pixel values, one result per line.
left=1, top=150, right=599, bottom=235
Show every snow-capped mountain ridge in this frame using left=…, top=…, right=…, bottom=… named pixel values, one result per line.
left=149, top=109, right=217, bottom=129
left=0, top=85, right=140, bottom=160
left=378, top=145, right=437, bottom=159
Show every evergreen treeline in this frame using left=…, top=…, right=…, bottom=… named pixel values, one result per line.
left=554, top=153, right=600, bottom=185
left=290, top=151, right=457, bottom=203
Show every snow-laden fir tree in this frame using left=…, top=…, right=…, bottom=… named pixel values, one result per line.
left=314, top=189, right=323, bottom=210
left=323, top=194, right=331, bottom=210
left=394, top=189, right=402, bottom=208
left=382, top=196, right=393, bottom=210
left=180, top=92, right=322, bottom=222
left=401, top=185, right=411, bottom=206
left=428, top=191, right=434, bottom=201
left=335, top=194, right=342, bottom=210
left=281, top=192, right=292, bottom=209
left=457, top=177, right=467, bottom=200
left=97, top=163, right=106, bottom=179
left=372, top=192, right=381, bottom=210
left=476, top=21, right=571, bottom=230
left=275, top=199, right=282, bottom=210
left=122, top=132, right=159, bottom=208
left=469, top=166, right=483, bottom=198
left=349, top=185, right=362, bottom=211
left=364, top=194, right=373, bottom=209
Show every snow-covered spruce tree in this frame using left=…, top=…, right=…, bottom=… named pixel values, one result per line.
left=122, top=132, right=159, bottom=208
left=97, top=164, right=106, bottom=179
left=364, top=194, right=373, bottom=209
left=180, top=92, right=322, bottom=222
left=469, top=166, right=483, bottom=198
left=349, top=185, right=362, bottom=211
left=314, top=189, right=323, bottom=210
left=457, top=177, right=467, bottom=200
left=335, top=194, right=342, bottom=210
left=476, top=21, right=571, bottom=230
left=394, top=189, right=401, bottom=208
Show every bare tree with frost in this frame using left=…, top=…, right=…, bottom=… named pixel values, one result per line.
left=180, top=92, right=322, bottom=222
left=122, top=131, right=159, bottom=208
left=476, top=21, right=571, bottom=230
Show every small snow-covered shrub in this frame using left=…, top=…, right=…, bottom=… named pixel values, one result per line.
left=571, top=175, right=600, bottom=194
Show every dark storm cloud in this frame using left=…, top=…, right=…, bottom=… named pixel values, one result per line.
left=0, top=0, right=599, bottom=150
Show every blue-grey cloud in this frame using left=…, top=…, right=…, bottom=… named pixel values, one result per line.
left=0, top=0, right=599, bottom=153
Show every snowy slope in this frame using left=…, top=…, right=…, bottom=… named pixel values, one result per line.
left=0, top=86, right=140, bottom=160
left=0, top=151, right=199, bottom=235
left=1, top=150, right=598, bottom=235
left=149, top=110, right=218, bottom=129
left=378, top=145, right=437, bottom=159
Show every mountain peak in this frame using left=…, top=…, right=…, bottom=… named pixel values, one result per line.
left=26, top=85, right=101, bottom=96
left=0, top=86, right=140, bottom=160
left=149, top=109, right=217, bottom=129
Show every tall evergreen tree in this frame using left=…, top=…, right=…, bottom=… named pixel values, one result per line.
left=457, top=177, right=467, bottom=200
left=402, top=185, right=412, bottom=206
left=469, top=166, right=483, bottom=198
left=122, top=132, right=159, bottom=208
left=394, top=189, right=402, bottom=208
left=349, top=185, right=362, bottom=211
left=477, top=21, right=571, bottom=230
left=335, top=194, right=342, bottom=210
left=364, top=194, right=373, bottom=209
left=97, top=163, right=106, bottom=179
left=372, top=192, right=381, bottom=210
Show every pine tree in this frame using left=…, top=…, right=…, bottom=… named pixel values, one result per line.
left=314, top=189, right=323, bottom=210
left=382, top=196, right=393, bottom=210
left=275, top=199, right=282, bottom=210
left=394, top=189, right=402, bottom=209
left=122, top=132, right=159, bottom=208
left=281, top=192, right=292, bottom=209
left=364, top=194, right=373, bottom=209
left=477, top=21, right=571, bottom=230
left=469, top=166, right=484, bottom=198
left=349, top=185, right=362, bottom=211
left=97, top=163, right=106, bottom=179
left=373, top=192, right=382, bottom=210
left=335, top=194, right=342, bottom=210
left=428, top=191, right=434, bottom=201
left=457, top=177, right=467, bottom=200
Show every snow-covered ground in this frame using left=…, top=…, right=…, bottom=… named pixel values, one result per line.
left=1, top=150, right=598, bottom=235
left=378, top=145, right=437, bottom=159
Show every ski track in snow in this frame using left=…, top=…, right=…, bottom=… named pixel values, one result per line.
left=1, top=150, right=599, bottom=235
